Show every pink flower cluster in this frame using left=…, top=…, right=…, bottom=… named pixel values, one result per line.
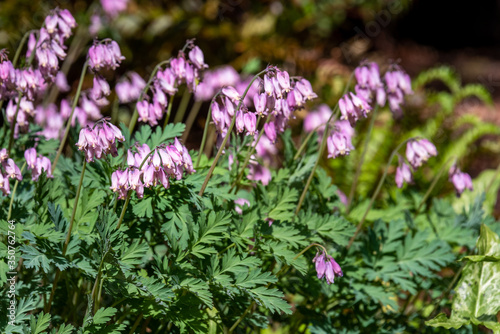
left=0, top=148, right=22, bottom=195
left=24, top=147, right=53, bottom=181
left=396, top=138, right=437, bottom=188
left=110, top=138, right=195, bottom=199
left=449, top=165, right=473, bottom=197
left=327, top=120, right=355, bottom=159
left=76, top=120, right=125, bottom=162
left=88, top=39, right=125, bottom=72
left=0, top=52, right=16, bottom=100
left=303, top=104, right=355, bottom=159
left=34, top=101, right=71, bottom=139
left=339, top=92, right=372, bottom=126
left=212, top=66, right=317, bottom=145
left=137, top=44, right=208, bottom=126
left=313, top=251, right=343, bottom=285
left=100, top=0, right=129, bottom=18
left=354, top=62, right=386, bottom=107
left=115, top=72, right=146, bottom=103
left=0, top=9, right=76, bottom=137
left=384, top=64, right=413, bottom=115
left=29, top=8, right=76, bottom=79
left=6, top=97, right=34, bottom=136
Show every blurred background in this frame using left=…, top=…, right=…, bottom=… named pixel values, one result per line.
left=1, top=0, right=500, bottom=215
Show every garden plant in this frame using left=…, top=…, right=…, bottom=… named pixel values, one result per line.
left=1, top=2, right=500, bottom=334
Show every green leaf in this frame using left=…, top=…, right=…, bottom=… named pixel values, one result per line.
left=56, top=323, right=75, bottom=334
left=150, top=123, right=185, bottom=147
left=267, top=188, right=298, bottom=222
left=92, top=307, right=117, bottom=324
left=20, top=245, right=52, bottom=273
left=132, top=197, right=153, bottom=218
left=30, top=312, right=51, bottom=334
left=248, top=286, right=292, bottom=314
left=188, top=211, right=230, bottom=259
left=427, top=224, right=500, bottom=331
left=120, top=240, right=149, bottom=269
left=425, top=313, right=467, bottom=330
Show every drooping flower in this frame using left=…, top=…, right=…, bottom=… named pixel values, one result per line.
left=0, top=148, right=23, bottom=195
left=90, top=75, right=111, bottom=100
left=188, top=46, right=208, bottom=70
left=111, top=139, right=195, bottom=199
left=449, top=165, right=473, bottom=197
left=385, top=64, right=413, bottom=116
left=327, top=132, right=351, bottom=159
left=24, top=147, right=53, bottom=181
left=395, top=157, right=413, bottom=188
left=354, top=61, right=386, bottom=106
left=76, top=119, right=124, bottom=162
left=339, top=92, right=372, bottom=126
left=88, top=39, right=125, bottom=72
left=313, top=251, right=343, bottom=284
left=100, top=0, right=129, bottom=17
left=406, top=138, right=437, bottom=169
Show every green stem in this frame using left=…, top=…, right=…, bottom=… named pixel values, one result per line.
left=346, top=139, right=410, bottom=250
left=63, top=159, right=87, bottom=255
left=230, top=114, right=272, bottom=191
left=195, top=92, right=221, bottom=168
left=198, top=70, right=267, bottom=197
left=182, top=100, right=202, bottom=142
left=295, top=73, right=355, bottom=215
left=229, top=304, right=253, bottom=333
left=346, top=105, right=379, bottom=212
left=116, top=191, right=132, bottom=230
left=415, top=156, right=455, bottom=215
left=295, top=109, right=339, bottom=215
left=173, top=89, right=191, bottom=124
left=128, top=60, right=171, bottom=134
left=12, top=30, right=32, bottom=68
left=110, top=98, right=119, bottom=124
left=7, top=91, right=22, bottom=155
left=128, top=313, right=144, bottom=334
left=7, top=162, right=26, bottom=220
left=52, top=60, right=89, bottom=173
left=163, top=93, right=175, bottom=129
left=44, top=270, right=61, bottom=313
left=91, top=254, right=107, bottom=314
left=46, top=159, right=87, bottom=313
left=293, top=126, right=319, bottom=161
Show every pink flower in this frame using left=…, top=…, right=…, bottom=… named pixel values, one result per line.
left=76, top=120, right=124, bottom=162
left=3, top=158, right=22, bottom=181
left=222, top=86, right=241, bottom=102
left=313, top=252, right=326, bottom=279
left=406, top=139, right=437, bottom=169
left=88, top=40, right=125, bottom=72
left=188, top=46, right=207, bottom=70
left=100, top=0, right=129, bottom=18
left=313, top=251, right=343, bottom=284
left=0, top=173, right=11, bottom=195
left=395, top=158, right=413, bottom=188
left=248, top=164, right=272, bottom=185
left=449, top=165, right=473, bottom=197
left=327, top=132, right=350, bottom=159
